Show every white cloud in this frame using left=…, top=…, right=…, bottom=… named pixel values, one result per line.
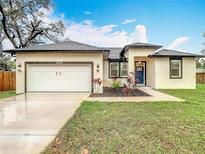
left=122, top=18, right=136, bottom=24
left=82, top=19, right=93, bottom=25
left=167, top=37, right=189, bottom=50
left=64, top=22, right=148, bottom=47
left=65, top=20, right=129, bottom=47
left=40, top=8, right=65, bottom=24
left=83, top=11, right=92, bottom=15
left=130, top=25, right=148, bottom=43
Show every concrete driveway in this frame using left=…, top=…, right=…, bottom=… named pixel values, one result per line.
left=0, top=93, right=89, bottom=154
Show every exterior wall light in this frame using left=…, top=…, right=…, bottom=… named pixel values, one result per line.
left=96, top=64, right=100, bottom=72
left=17, top=63, right=22, bottom=72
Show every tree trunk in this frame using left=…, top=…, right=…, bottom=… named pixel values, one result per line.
left=0, top=33, right=4, bottom=56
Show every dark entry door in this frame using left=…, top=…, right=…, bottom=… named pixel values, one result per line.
left=135, top=66, right=144, bottom=84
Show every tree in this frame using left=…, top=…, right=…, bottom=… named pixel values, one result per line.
left=196, top=60, right=202, bottom=68
left=0, top=0, right=65, bottom=49
left=196, top=33, right=205, bottom=69
left=0, top=25, right=16, bottom=70
left=0, top=29, right=15, bottom=70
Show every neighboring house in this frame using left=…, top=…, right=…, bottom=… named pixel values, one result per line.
left=4, top=40, right=203, bottom=94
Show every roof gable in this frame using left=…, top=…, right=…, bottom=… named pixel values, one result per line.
left=120, top=42, right=163, bottom=57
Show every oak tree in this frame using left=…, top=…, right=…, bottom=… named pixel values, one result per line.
left=0, top=0, right=65, bottom=49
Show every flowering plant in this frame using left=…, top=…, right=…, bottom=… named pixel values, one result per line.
left=122, top=72, right=137, bottom=96
left=127, top=72, right=137, bottom=89
left=93, top=78, right=102, bottom=93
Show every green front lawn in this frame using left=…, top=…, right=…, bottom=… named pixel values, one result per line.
left=42, top=85, right=205, bottom=154
left=0, top=91, right=16, bottom=99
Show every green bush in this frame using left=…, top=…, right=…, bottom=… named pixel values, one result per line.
left=111, top=79, right=121, bottom=89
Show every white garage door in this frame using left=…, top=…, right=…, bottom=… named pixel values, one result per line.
left=27, top=64, right=92, bottom=92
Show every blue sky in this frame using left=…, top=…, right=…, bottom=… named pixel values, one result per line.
left=51, top=0, right=205, bottom=53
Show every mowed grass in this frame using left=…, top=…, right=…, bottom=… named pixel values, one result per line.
left=42, top=85, right=205, bottom=154
left=0, top=91, right=16, bottom=99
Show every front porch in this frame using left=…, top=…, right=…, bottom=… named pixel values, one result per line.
left=128, top=56, right=155, bottom=88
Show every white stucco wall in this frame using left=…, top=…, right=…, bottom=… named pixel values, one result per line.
left=103, top=61, right=127, bottom=87
left=125, top=48, right=196, bottom=89
left=147, top=58, right=156, bottom=88
left=134, top=57, right=156, bottom=88
left=155, top=57, right=196, bottom=89
left=126, top=48, right=156, bottom=74
left=126, top=48, right=157, bottom=87
left=16, top=52, right=103, bottom=94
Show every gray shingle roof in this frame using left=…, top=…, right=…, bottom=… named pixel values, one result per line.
left=102, top=47, right=123, bottom=59
left=120, top=42, right=163, bottom=56
left=151, top=49, right=204, bottom=57
left=5, top=40, right=202, bottom=59
left=4, top=40, right=109, bottom=52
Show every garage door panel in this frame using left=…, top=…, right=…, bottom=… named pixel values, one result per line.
left=27, top=64, right=92, bottom=92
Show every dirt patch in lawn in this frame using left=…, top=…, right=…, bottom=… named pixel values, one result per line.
left=90, top=87, right=150, bottom=97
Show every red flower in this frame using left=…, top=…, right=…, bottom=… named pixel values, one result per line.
left=93, top=78, right=102, bottom=85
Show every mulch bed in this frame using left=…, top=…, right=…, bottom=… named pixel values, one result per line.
left=90, top=87, right=150, bottom=97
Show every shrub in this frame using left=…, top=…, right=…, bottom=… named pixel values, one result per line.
left=122, top=83, right=131, bottom=96
left=127, top=72, right=136, bottom=89
left=111, top=78, right=121, bottom=90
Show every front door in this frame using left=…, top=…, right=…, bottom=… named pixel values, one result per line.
left=135, top=66, right=144, bottom=85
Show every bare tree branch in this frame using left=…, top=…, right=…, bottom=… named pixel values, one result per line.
left=24, top=29, right=44, bottom=47
left=0, top=4, right=18, bottom=48
left=0, top=0, right=65, bottom=49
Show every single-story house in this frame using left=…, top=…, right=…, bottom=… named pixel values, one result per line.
left=4, top=40, right=203, bottom=94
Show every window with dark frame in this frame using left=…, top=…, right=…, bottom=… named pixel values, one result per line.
left=120, top=62, right=128, bottom=77
left=109, top=61, right=128, bottom=78
left=170, top=57, right=182, bottom=79
left=109, top=62, right=119, bottom=77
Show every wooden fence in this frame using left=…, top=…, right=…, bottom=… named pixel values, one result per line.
left=0, top=71, right=16, bottom=91
left=196, top=73, right=205, bottom=84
